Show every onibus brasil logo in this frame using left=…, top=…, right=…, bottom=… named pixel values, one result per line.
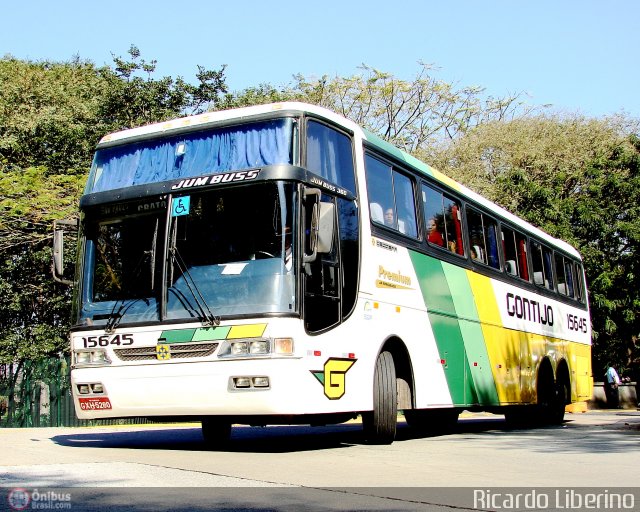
left=7, top=488, right=72, bottom=510
left=311, top=358, right=356, bottom=400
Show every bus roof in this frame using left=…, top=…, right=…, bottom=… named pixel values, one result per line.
left=97, top=102, right=365, bottom=148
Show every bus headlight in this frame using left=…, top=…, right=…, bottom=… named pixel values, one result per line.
left=250, top=340, right=269, bottom=355
left=230, top=341, right=250, bottom=356
left=74, top=349, right=111, bottom=366
left=76, top=352, right=92, bottom=364
left=218, top=338, right=294, bottom=359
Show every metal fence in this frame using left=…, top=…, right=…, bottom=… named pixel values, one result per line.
left=0, top=356, right=149, bottom=428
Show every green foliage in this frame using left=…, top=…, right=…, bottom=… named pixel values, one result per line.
left=226, top=64, right=532, bottom=155
left=0, top=56, right=106, bottom=173
left=220, top=83, right=294, bottom=109
left=0, top=167, right=84, bottom=362
left=99, top=45, right=228, bottom=130
left=0, top=47, right=228, bottom=364
left=0, top=46, right=228, bottom=175
left=225, top=64, right=531, bottom=154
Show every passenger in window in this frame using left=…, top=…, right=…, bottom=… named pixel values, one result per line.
left=384, top=208, right=395, bottom=228
left=427, top=218, right=444, bottom=247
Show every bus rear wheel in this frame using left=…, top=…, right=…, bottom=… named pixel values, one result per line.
left=549, top=378, right=569, bottom=424
left=537, top=367, right=567, bottom=425
left=362, top=351, right=397, bottom=444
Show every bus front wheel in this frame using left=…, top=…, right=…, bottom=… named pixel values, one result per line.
left=362, top=351, right=397, bottom=444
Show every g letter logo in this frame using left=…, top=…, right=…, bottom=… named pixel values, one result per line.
left=311, top=358, right=356, bottom=400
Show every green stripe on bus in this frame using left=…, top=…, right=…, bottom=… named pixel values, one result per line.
left=192, top=326, right=232, bottom=341
left=410, top=252, right=500, bottom=406
left=159, top=329, right=197, bottom=343
left=363, top=129, right=435, bottom=178
left=410, top=252, right=468, bottom=405
left=442, top=264, right=499, bottom=405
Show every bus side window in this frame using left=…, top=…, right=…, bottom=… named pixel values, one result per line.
left=365, top=154, right=417, bottom=238
left=531, top=240, right=554, bottom=291
left=467, top=208, right=500, bottom=269
left=556, top=254, right=576, bottom=298
left=393, top=171, right=417, bottom=237
left=423, top=185, right=445, bottom=247
left=365, top=154, right=395, bottom=229
left=422, top=184, right=464, bottom=255
left=564, top=259, right=576, bottom=298
left=574, top=262, right=586, bottom=302
left=444, top=200, right=464, bottom=255
left=502, top=227, right=529, bottom=280
left=306, top=120, right=356, bottom=194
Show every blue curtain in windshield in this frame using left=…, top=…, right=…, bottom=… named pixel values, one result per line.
left=87, top=119, right=292, bottom=193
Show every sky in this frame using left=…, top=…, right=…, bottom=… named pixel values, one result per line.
left=2, top=0, right=639, bottom=118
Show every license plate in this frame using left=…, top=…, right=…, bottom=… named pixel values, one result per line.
left=78, top=397, right=112, bottom=411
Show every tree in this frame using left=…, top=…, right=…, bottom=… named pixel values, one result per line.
left=0, top=49, right=229, bottom=366
left=224, top=63, right=532, bottom=154
left=99, top=45, right=228, bottom=130
left=0, top=56, right=106, bottom=173
left=433, top=114, right=640, bottom=377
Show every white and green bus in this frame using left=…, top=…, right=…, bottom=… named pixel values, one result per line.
left=54, top=102, right=592, bottom=444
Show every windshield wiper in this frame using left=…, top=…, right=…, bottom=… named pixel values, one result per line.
left=105, top=298, right=149, bottom=333
left=169, top=246, right=220, bottom=326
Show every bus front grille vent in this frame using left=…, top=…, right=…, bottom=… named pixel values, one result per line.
left=113, top=343, right=220, bottom=361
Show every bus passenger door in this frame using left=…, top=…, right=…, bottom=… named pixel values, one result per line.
left=303, top=192, right=340, bottom=332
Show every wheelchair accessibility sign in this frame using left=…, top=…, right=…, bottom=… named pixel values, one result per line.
left=172, top=196, right=190, bottom=217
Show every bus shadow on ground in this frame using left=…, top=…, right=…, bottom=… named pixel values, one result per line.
left=50, top=414, right=640, bottom=454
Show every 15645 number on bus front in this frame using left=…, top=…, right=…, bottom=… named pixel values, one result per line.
left=81, top=334, right=134, bottom=348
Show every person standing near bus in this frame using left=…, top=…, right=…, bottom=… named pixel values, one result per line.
left=604, top=365, right=622, bottom=408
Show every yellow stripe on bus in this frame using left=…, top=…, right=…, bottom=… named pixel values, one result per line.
left=227, top=323, right=268, bottom=339
left=466, top=271, right=523, bottom=403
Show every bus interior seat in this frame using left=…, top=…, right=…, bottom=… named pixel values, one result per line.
left=472, top=244, right=485, bottom=263
left=505, top=260, right=517, bottom=276
left=370, top=202, right=384, bottom=223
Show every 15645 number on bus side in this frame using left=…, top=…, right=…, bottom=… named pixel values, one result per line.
left=567, top=314, right=588, bottom=333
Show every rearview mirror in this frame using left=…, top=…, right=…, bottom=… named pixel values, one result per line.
left=303, top=189, right=335, bottom=263
left=52, top=219, right=79, bottom=285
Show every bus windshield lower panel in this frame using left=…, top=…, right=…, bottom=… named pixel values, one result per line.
left=78, top=182, right=297, bottom=328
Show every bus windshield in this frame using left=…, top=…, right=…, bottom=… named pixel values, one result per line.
left=78, top=182, right=297, bottom=327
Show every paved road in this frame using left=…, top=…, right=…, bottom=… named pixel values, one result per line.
left=1, top=410, right=638, bottom=511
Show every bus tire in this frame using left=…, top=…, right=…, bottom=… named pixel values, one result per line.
left=362, top=351, right=397, bottom=444
left=549, top=378, right=569, bottom=425
left=537, top=365, right=561, bottom=425
left=202, top=417, right=232, bottom=448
